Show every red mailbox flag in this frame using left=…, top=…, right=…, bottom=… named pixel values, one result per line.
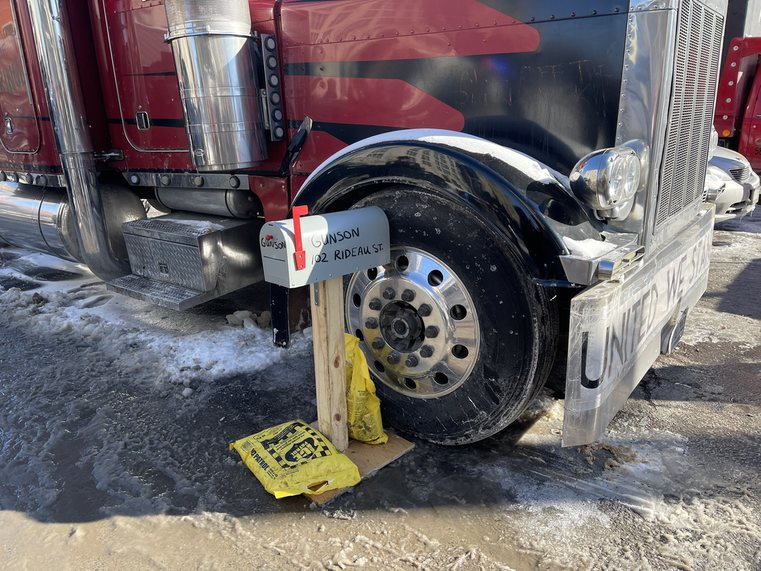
left=292, top=205, right=309, bottom=270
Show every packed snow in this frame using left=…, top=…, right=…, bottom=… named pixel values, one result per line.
left=562, top=236, right=618, bottom=258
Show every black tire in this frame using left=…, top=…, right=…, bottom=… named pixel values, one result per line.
left=347, top=187, right=558, bottom=445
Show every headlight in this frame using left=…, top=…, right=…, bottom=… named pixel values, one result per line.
left=569, top=143, right=645, bottom=219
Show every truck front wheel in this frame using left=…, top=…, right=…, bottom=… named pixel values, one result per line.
left=345, top=187, right=558, bottom=445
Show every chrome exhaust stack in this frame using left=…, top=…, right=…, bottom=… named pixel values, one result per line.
left=164, top=0, right=268, bottom=171
left=26, top=0, right=144, bottom=280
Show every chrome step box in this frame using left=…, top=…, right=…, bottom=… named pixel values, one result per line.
left=107, top=213, right=263, bottom=310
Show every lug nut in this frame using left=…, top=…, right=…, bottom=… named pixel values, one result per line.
left=425, top=326, right=440, bottom=339
left=382, top=287, right=396, bottom=300
left=368, top=298, right=382, bottom=311
left=365, top=317, right=379, bottom=329
left=405, top=354, right=419, bottom=367
left=401, top=289, right=416, bottom=302
left=372, top=337, right=385, bottom=350
left=418, top=304, right=432, bottom=317
left=420, top=345, right=434, bottom=358
left=387, top=352, right=401, bottom=365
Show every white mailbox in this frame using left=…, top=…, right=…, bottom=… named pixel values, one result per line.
left=260, top=206, right=390, bottom=288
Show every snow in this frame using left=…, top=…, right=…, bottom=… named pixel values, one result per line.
left=163, top=218, right=225, bottom=232
left=562, top=236, right=618, bottom=258
left=705, top=166, right=726, bottom=193
left=0, top=248, right=306, bottom=397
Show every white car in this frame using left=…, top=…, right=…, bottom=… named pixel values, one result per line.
left=705, top=146, right=760, bottom=222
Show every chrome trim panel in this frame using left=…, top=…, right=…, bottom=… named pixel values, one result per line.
left=609, top=5, right=679, bottom=241
left=123, top=170, right=250, bottom=191
left=630, top=0, right=678, bottom=10
left=164, top=0, right=252, bottom=40
left=27, top=0, right=145, bottom=280
left=559, top=232, right=643, bottom=285
left=628, top=0, right=727, bottom=13
left=164, top=0, right=267, bottom=171
left=0, top=171, right=66, bottom=187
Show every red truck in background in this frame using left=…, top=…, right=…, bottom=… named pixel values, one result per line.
left=714, top=0, right=761, bottom=173
left=715, top=36, right=761, bottom=173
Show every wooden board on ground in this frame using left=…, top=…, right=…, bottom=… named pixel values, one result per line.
left=305, top=429, right=414, bottom=506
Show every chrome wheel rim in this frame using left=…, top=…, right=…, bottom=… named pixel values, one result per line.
left=346, top=247, right=480, bottom=399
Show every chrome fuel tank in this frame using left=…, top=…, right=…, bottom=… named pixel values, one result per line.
left=0, top=181, right=81, bottom=261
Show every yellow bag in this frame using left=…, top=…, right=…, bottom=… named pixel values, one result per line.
left=345, top=334, right=388, bottom=445
left=229, top=420, right=360, bottom=499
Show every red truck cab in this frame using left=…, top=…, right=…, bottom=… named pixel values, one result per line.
left=714, top=36, right=761, bottom=173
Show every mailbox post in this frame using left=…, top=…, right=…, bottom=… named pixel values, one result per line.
left=260, top=206, right=390, bottom=451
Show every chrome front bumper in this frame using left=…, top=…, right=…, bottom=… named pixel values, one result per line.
left=562, top=205, right=714, bottom=446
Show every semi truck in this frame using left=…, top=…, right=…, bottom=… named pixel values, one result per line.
left=0, top=0, right=726, bottom=446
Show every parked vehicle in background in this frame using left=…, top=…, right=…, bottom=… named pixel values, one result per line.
left=714, top=1, right=761, bottom=174
left=705, top=147, right=760, bottom=222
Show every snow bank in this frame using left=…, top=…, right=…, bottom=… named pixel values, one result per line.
left=0, top=248, right=307, bottom=396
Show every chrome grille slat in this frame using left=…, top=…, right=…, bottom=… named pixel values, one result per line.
left=656, top=0, right=724, bottom=227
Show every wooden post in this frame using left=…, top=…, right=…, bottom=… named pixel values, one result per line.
left=310, top=276, right=349, bottom=451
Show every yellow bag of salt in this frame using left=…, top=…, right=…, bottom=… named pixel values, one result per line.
left=345, top=333, right=388, bottom=445
left=229, top=420, right=360, bottom=498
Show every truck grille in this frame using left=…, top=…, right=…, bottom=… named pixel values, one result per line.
left=656, top=0, right=724, bottom=227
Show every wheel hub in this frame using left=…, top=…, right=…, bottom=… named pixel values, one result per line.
left=346, top=247, right=480, bottom=399
left=380, top=301, right=425, bottom=352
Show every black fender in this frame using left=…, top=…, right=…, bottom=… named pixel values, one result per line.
left=293, top=130, right=602, bottom=283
